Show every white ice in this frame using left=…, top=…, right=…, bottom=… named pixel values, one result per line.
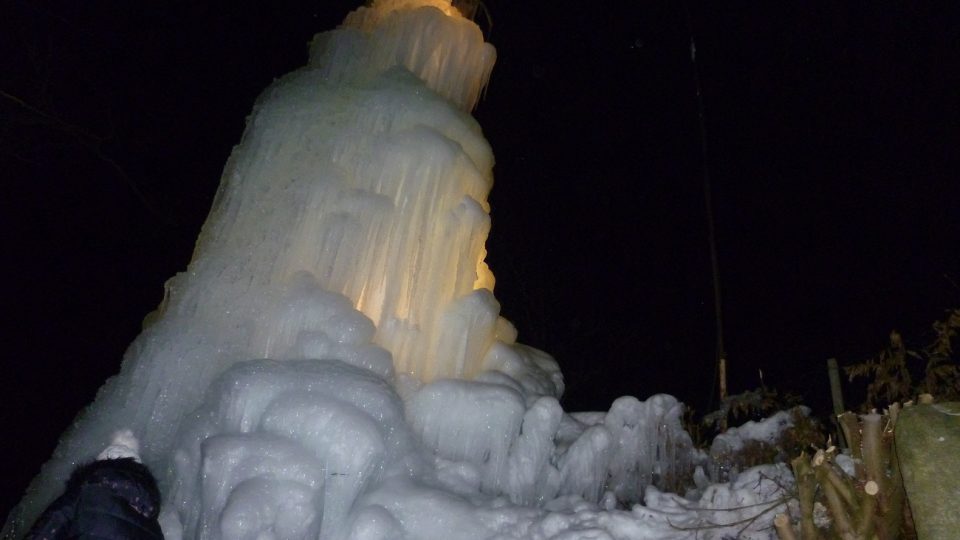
left=708, top=409, right=803, bottom=482
left=4, top=1, right=793, bottom=539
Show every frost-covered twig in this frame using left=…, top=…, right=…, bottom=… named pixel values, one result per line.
left=667, top=495, right=791, bottom=533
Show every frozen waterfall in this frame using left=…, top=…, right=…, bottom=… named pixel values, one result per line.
left=4, top=2, right=792, bottom=539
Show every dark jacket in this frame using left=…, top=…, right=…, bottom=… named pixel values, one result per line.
left=25, top=458, right=164, bottom=540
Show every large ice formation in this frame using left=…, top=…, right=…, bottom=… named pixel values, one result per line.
left=4, top=1, right=792, bottom=538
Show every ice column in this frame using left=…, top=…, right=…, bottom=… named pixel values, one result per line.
left=200, top=0, right=502, bottom=380
left=3, top=1, right=508, bottom=535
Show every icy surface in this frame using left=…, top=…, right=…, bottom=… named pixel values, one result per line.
left=4, top=1, right=793, bottom=539
left=708, top=409, right=800, bottom=482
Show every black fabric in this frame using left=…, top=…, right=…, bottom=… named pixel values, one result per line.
left=25, top=459, right=164, bottom=540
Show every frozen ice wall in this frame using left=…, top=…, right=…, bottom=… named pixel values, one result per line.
left=5, top=1, right=791, bottom=538
left=5, top=0, right=503, bottom=533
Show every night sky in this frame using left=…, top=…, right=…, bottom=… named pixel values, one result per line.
left=3, top=0, right=958, bottom=521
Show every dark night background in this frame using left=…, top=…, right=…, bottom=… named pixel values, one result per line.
left=2, top=0, right=958, bottom=522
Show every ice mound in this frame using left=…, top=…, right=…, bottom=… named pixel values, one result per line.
left=4, top=1, right=794, bottom=538
left=165, top=359, right=421, bottom=539
left=158, top=358, right=783, bottom=540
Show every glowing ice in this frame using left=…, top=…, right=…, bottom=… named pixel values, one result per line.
left=4, top=1, right=791, bottom=539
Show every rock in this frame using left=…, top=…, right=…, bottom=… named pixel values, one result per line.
left=895, top=402, right=960, bottom=540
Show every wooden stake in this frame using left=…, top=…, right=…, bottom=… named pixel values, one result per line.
left=719, top=354, right=728, bottom=402
left=828, top=357, right=846, bottom=449
left=773, top=513, right=797, bottom=540
left=827, top=358, right=845, bottom=415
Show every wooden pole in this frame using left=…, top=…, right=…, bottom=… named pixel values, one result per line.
left=682, top=1, right=727, bottom=407
left=827, top=357, right=846, bottom=448
left=827, top=358, right=845, bottom=415
left=719, top=355, right=727, bottom=402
